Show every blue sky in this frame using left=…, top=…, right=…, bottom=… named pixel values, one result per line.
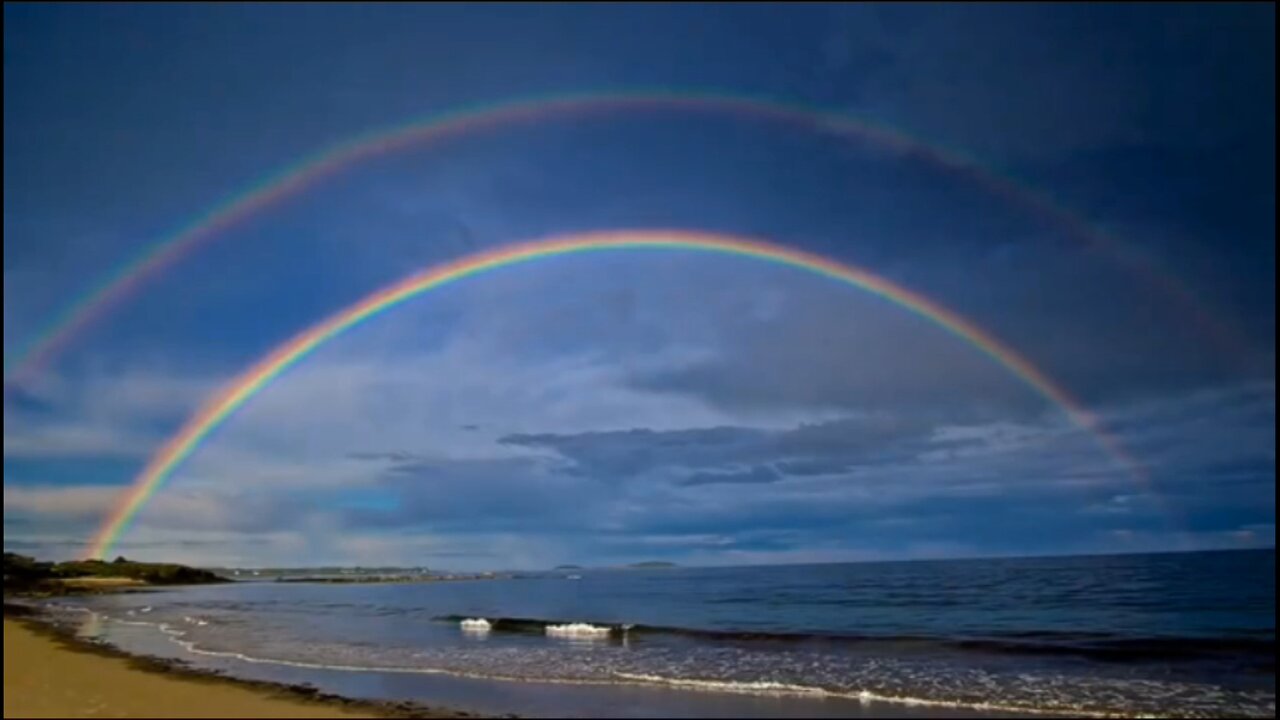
left=3, top=3, right=1274, bottom=568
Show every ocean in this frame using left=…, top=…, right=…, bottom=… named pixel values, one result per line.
left=44, top=549, right=1275, bottom=718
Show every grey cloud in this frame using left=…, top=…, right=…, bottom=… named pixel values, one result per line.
left=347, top=451, right=421, bottom=462
left=622, top=281, right=1044, bottom=420
left=679, top=465, right=781, bottom=487
left=500, top=426, right=770, bottom=479
left=617, top=238, right=1272, bottom=439
left=774, top=458, right=857, bottom=476
left=1110, top=382, right=1275, bottom=483
left=341, top=456, right=608, bottom=534
left=500, top=415, right=949, bottom=482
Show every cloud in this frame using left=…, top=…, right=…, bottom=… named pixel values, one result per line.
left=1081, top=493, right=1161, bottom=517
left=5, top=379, right=1272, bottom=567
left=2, top=482, right=322, bottom=536
left=497, top=413, right=1050, bottom=486
left=3, top=363, right=225, bottom=460
left=4, top=485, right=123, bottom=520
left=2, top=422, right=154, bottom=460
left=678, top=465, right=781, bottom=487
left=625, top=292, right=1039, bottom=420
left=346, top=451, right=420, bottom=462
left=773, top=458, right=855, bottom=476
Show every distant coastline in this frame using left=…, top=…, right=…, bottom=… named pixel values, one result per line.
left=273, top=572, right=503, bottom=585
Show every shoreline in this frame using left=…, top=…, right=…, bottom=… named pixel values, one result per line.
left=9, top=593, right=1264, bottom=719
left=4, top=603, right=491, bottom=719
left=4, top=600, right=1044, bottom=719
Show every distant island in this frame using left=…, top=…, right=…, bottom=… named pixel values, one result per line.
left=3, top=552, right=226, bottom=595
left=553, top=564, right=583, bottom=571
left=627, top=561, right=677, bottom=569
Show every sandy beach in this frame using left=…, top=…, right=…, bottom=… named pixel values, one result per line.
left=4, top=617, right=467, bottom=718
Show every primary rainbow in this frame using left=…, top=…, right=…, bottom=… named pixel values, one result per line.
left=86, top=229, right=1142, bottom=559
left=4, top=89, right=1241, bottom=388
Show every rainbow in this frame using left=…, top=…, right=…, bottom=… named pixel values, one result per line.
left=86, top=229, right=1143, bottom=559
left=4, top=89, right=1241, bottom=388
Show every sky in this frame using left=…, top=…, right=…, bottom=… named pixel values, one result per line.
left=3, top=3, right=1275, bottom=569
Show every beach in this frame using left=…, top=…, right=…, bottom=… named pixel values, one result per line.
left=3, top=616, right=466, bottom=719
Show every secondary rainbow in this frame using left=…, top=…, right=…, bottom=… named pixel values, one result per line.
left=86, top=229, right=1143, bottom=559
left=4, top=89, right=1240, bottom=388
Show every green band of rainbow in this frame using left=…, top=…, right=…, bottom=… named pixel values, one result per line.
left=5, top=89, right=1240, bottom=388
left=86, top=229, right=1142, bottom=559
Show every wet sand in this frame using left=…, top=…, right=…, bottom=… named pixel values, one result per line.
left=4, top=617, right=471, bottom=718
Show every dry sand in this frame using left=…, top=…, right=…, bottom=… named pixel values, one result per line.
left=54, top=577, right=149, bottom=589
left=4, top=618, right=385, bottom=718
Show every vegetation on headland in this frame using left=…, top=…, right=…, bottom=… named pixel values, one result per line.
left=3, top=552, right=227, bottom=594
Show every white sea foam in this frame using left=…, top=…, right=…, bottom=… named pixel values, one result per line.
left=545, top=623, right=612, bottom=639
left=610, top=673, right=1133, bottom=717
left=460, top=618, right=491, bottom=633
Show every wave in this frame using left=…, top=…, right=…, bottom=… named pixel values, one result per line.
left=545, top=623, right=612, bottom=639
left=433, top=614, right=1275, bottom=665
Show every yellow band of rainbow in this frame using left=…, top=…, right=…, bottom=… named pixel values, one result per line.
left=86, top=229, right=1142, bottom=559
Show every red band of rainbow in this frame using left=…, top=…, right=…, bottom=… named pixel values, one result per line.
left=86, top=229, right=1145, bottom=559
